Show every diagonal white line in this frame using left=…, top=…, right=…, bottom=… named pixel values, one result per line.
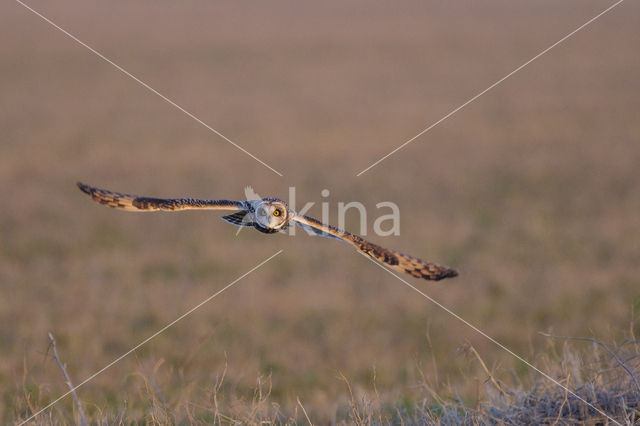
left=15, top=0, right=284, bottom=177
left=359, top=253, right=622, bottom=425
left=356, top=0, right=625, bottom=176
left=19, top=250, right=283, bottom=425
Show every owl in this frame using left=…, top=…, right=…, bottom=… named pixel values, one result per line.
left=77, top=182, right=458, bottom=281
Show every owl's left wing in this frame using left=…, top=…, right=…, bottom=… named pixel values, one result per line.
left=291, top=214, right=458, bottom=281
left=77, top=182, right=244, bottom=212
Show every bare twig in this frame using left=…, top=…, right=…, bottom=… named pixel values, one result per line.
left=463, top=341, right=510, bottom=398
left=414, top=359, right=447, bottom=407
left=48, top=333, right=87, bottom=426
left=338, top=372, right=363, bottom=425
left=551, top=372, right=571, bottom=426
left=212, top=353, right=228, bottom=424
left=296, top=396, right=313, bottom=426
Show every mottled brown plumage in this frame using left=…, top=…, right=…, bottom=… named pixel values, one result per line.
left=78, top=182, right=458, bottom=281
left=292, top=215, right=457, bottom=281
left=77, top=182, right=242, bottom=212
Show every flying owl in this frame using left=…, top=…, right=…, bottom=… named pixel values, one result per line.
left=77, top=182, right=458, bottom=281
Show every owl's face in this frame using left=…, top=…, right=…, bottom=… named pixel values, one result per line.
left=254, top=200, right=289, bottom=230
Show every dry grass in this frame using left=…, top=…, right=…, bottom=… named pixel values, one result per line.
left=13, top=334, right=640, bottom=424
left=2, top=0, right=640, bottom=423
left=338, top=337, right=640, bottom=425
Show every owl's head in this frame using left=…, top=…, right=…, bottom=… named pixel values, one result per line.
left=254, top=198, right=289, bottom=231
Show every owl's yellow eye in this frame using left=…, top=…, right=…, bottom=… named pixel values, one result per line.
left=258, top=208, right=267, bottom=216
left=273, top=209, right=281, bottom=217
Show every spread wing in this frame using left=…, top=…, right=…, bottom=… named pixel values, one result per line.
left=77, top=182, right=244, bottom=212
left=292, top=214, right=458, bottom=281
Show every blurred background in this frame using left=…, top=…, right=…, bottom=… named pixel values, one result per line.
left=1, top=0, right=639, bottom=422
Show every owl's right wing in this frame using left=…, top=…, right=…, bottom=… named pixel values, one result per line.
left=77, top=182, right=244, bottom=212
left=291, top=214, right=458, bottom=281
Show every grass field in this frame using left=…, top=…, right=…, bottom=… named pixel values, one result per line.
left=2, top=1, right=640, bottom=423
